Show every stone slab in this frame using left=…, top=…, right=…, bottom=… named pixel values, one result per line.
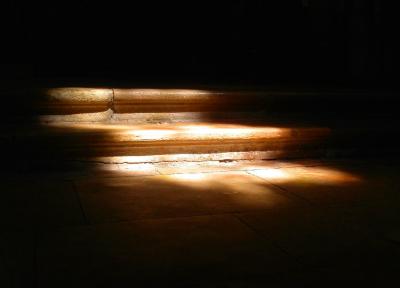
left=75, top=171, right=299, bottom=223
left=236, top=204, right=380, bottom=267
left=250, top=161, right=400, bottom=208
left=0, top=179, right=84, bottom=229
left=37, top=215, right=297, bottom=287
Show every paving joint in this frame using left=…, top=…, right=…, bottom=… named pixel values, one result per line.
left=70, top=180, right=90, bottom=226
left=233, top=213, right=300, bottom=263
left=245, top=170, right=315, bottom=206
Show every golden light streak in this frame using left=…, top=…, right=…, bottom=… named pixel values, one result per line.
left=42, top=122, right=291, bottom=142
left=92, top=151, right=276, bottom=164
left=113, top=89, right=215, bottom=101
left=128, top=129, right=178, bottom=140
left=109, top=160, right=361, bottom=191
left=121, top=124, right=287, bottom=141
left=249, top=166, right=361, bottom=184
left=170, top=173, right=207, bottom=181
left=45, top=88, right=113, bottom=102
left=249, top=168, right=290, bottom=180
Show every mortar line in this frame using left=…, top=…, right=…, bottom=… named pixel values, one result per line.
left=70, top=180, right=90, bottom=225
left=111, top=88, right=116, bottom=112
left=48, top=207, right=296, bottom=228
left=245, top=170, right=315, bottom=206
left=233, top=213, right=300, bottom=263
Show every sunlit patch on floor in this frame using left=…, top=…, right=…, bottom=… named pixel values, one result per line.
left=247, top=168, right=290, bottom=180
left=86, top=162, right=362, bottom=199
left=163, top=171, right=285, bottom=202
left=169, top=173, right=207, bottom=181
left=249, top=166, right=361, bottom=184
left=84, top=157, right=362, bottom=188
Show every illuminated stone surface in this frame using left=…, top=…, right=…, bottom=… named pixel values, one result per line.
left=75, top=171, right=296, bottom=223
left=155, top=159, right=322, bottom=175
left=37, top=88, right=113, bottom=115
left=19, top=122, right=330, bottom=159
left=39, top=109, right=113, bottom=123
left=45, top=88, right=113, bottom=102
left=248, top=163, right=399, bottom=207
left=111, top=111, right=270, bottom=124
left=2, top=160, right=400, bottom=287
left=113, top=89, right=266, bottom=113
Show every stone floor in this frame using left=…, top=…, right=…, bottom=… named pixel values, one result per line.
left=1, top=158, right=400, bottom=287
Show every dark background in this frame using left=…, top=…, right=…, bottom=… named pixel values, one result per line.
left=2, top=0, right=399, bottom=87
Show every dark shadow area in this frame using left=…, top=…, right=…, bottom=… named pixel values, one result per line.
left=2, top=1, right=400, bottom=87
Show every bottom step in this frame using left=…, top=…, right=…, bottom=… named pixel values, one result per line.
left=10, top=122, right=331, bottom=159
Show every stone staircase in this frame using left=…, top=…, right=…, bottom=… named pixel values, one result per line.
left=2, top=87, right=399, bottom=169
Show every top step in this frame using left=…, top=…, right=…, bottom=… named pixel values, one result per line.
left=34, top=87, right=398, bottom=115
left=38, top=88, right=280, bottom=114
left=0, top=87, right=391, bottom=124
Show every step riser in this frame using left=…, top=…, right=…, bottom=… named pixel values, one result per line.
left=39, top=111, right=275, bottom=124
left=33, top=88, right=397, bottom=118
left=111, top=112, right=272, bottom=124
left=28, top=141, right=327, bottom=158
left=10, top=123, right=330, bottom=161
left=90, top=151, right=325, bottom=164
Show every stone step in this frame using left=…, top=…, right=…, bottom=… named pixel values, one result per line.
left=2, top=86, right=398, bottom=168
left=33, top=87, right=397, bottom=117
left=9, top=122, right=331, bottom=160
left=4, top=117, right=398, bottom=167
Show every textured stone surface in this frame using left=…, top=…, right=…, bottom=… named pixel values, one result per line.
left=45, top=88, right=113, bottom=103
left=2, top=159, right=400, bottom=287
left=248, top=163, right=400, bottom=207
left=92, top=151, right=287, bottom=164
left=237, top=205, right=381, bottom=266
left=111, top=111, right=271, bottom=124
left=37, top=215, right=296, bottom=287
left=155, top=159, right=326, bottom=175
left=39, top=109, right=113, bottom=123
left=113, top=89, right=267, bottom=113
left=36, top=88, right=113, bottom=115
left=75, top=171, right=296, bottom=223
left=19, top=122, right=330, bottom=160
left=0, top=179, right=84, bottom=229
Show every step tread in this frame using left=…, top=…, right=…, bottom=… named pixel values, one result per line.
left=33, top=87, right=398, bottom=114
left=19, top=122, right=330, bottom=142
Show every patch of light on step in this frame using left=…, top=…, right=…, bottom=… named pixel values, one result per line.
left=118, top=163, right=158, bottom=173
left=116, top=89, right=213, bottom=98
left=179, top=124, right=253, bottom=137
left=42, top=122, right=129, bottom=130
left=45, top=88, right=113, bottom=102
left=122, top=124, right=287, bottom=141
left=93, top=151, right=280, bottom=164
left=39, top=109, right=114, bottom=123
left=128, top=129, right=178, bottom=140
